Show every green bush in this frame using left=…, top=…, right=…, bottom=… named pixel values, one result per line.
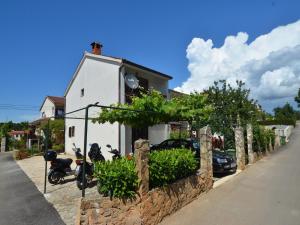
left=149, top=149, right=197, bottom=189
left=94, top=158, right=139, bottom=198
left=253, top=125, right=275, bottom=152
left=170, top=130, right=190, bottom=139
left=259, top=119, right=296, bottom=127
left=52, top=144, right=64, bottom=151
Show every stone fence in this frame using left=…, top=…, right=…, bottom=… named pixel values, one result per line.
left=76, top=126, right=214, bottom=225
left=77, top=124, right=283, bottom=225
left=235, top=124, right=281, bottom=169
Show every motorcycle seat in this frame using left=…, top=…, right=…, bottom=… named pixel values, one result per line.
left=55, top=158, right=73, bottom=167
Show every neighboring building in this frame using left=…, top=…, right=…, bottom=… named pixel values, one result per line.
left=40, top=96, right=65, bottom=119
left=8, top=130, right=30, bottom=141
left=168, top=89, right=190, bottom=137
left=64, top=42, right=172, bottom=159
left=8, top=130, right=38, bottom=149
left=30, top=96, right=65, bottom=150
left=168, top=89, right=186, bottom=99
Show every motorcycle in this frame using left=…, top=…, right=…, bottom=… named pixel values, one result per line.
left=44, top=144, right=82, bottom=185
left=75, top=143, right=105, bottom=190
left=106, top=144, right=121, bottom=160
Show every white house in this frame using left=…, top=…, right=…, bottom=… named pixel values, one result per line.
left=8, top=130, right=30, bottom=141
left=64, top=42, right=172, bottom=159
left=40, top=96, right=65, bottom=119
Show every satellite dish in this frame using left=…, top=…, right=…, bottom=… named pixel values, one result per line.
left=125, top=74, right=139, bottom=89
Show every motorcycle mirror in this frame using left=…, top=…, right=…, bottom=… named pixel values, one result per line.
left=106, top=144, right=111, bottom=148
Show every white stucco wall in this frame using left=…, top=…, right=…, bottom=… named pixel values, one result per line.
left=65, top=54, right=171, bottom=159
left=149, top=124, right=170, bottom=145
left=65, top=55, right=120, bottom=160
left=40, top=98, right=55, bottom=118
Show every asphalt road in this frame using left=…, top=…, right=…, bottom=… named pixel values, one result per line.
left=0, top=152, right=65, bottom=225
left=160, top=125, right=300, bottom=225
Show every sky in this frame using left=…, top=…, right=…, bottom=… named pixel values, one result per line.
left=0, top=0, right=299, bottom=122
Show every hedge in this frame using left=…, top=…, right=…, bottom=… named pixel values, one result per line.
left=259, top=119, right=296, bottom=127
left=149, top=149, right=198, bottom=189
left=94, top=157, right=139, bottom=198
left=94, top=148, right=198, bottom=198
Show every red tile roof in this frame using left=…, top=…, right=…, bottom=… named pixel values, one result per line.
left=9, top=130, right=30, bottom=136
left=47, top=96, right=65, bottom=107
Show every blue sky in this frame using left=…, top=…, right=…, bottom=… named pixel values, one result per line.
left=0, top=0, right=299, bottom=122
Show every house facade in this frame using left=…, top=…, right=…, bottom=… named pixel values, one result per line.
left=40, top=96, right=65, bottom=119
left=8, top=130, right=30, bottom=141
left=64, top=42, right=172, bottom=159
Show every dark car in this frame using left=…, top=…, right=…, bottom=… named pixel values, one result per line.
left=150, top=138, right=200, bottom=158
left=212, top=150, right=237, bottom=174
left=150, top=139, right=237, bottom=174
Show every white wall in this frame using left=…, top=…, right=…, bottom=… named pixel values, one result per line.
left=65, top=55, right=120, bottom=160
left=148, top=124, right=170, bottom=145
left=40, top=98, right=55, bottom=118
left=65, top=55, right=171, bottom=158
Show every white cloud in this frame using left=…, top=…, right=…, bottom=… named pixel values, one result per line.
left=176, top=20, right=300, bottom=111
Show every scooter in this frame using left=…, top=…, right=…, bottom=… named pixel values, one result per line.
left=45, top=144, right=82, bottom=185
left=75, top=143, right=105, bottom=190
left=106, top=144, right=121, bottom=160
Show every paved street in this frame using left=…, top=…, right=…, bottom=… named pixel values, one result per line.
left=160, top=125, right=300, bottom=225
left=0, top=152, right=65, bottom=225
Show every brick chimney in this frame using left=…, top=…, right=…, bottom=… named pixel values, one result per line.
left=91, top=42, right=103, bottom=55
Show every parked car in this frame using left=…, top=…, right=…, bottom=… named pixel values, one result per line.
left=150, top=138, right=200, bottom=159
left=150, top=139, right=237, bottom=174
left=212, top=150, right=237, bottom=174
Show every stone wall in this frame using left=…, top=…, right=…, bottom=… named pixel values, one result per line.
left=76, top=126, right=213, bottom=225
left=77, top=173, right=212, bottom=225
left=1, top=137, right=6, bottom=152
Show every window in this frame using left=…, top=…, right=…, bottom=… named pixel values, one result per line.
left=81, top=88, right=84, bottom=97
left=68, top=126, right=75, bottom=137
left=56, top=109, right=64, bottom=117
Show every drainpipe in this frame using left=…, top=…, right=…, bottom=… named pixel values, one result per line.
left=118, top=64, right=125, bottom=155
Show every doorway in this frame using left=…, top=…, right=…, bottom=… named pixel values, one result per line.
left=131, top=127, right=148, bottom=152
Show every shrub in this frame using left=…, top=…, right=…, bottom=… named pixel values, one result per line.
left=170, top=130, right=190, bottom=139
left=94, top=158, right=139, bottom=198
left=149, top=149, right=197, bottom=189
left=259, top=119, right=296, bottom=127
left=52, top=144, right=64, bottom=152
left=253, top=125, right=275, bottom=152
left=13, top=149, right=30, bottom=160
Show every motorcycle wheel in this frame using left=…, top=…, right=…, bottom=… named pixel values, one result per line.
left=76, top=174, right=92, bottom=190
left=48, top=170, right=64, bottom=184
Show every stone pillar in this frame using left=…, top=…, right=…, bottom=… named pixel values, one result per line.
left=269, top=138, right=273, bottom=152
left=134, top=139, right=150, bottom=197
left=247, top=124, right=255, bottom=164
left=274, top=134, right=281, bottom=150
left=235, top=127, right=245, bottom=170
left=1, top=137, right=6, bottom=152
left=198, top=126, right=213, bottom=178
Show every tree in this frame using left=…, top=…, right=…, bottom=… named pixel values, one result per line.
left=273, top=103, right=297, bottom=122
left=93, top=89, right=212, bottom=130
left=0, top=121, right=29, bottom=137
left=295, top=88, right=300, bottom=108
left=204, top=80, right=258, bottom=149
left=41, top=119, right=64, bottom=147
